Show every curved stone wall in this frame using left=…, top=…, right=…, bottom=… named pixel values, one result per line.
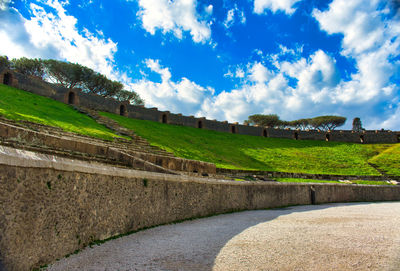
left=1, top=146, right=400, bottom=270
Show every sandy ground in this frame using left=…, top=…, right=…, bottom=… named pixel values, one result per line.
left=48, top=202, right=400, bottom=271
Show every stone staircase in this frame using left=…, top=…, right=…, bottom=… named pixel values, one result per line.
left=75, top=106, right=175, bottom=158
left=0, top=116, right=175, bottom=173
left=0, top=114, right=216, bottom=175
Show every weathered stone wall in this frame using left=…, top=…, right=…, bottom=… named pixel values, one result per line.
left=0, top=120, right=216, bottom=174
left=2, top=71, right=399, bottom=144
left=1, top=147, right=400, bottom=271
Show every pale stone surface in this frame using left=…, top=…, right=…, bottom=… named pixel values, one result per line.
left=49, top=202, right=400, bottom=271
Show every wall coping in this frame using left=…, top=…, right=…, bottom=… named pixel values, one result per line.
left=0, top=145, right=381, bottom=187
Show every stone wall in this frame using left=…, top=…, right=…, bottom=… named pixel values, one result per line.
left=1, top=146, right=400, bottom=270
left=0, top=120, right=216, bottom=175
left=2, top=70, right=400, bottom=144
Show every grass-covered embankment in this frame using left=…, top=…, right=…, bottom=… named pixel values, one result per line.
left=100, top=112, right=397, bottom=176
left=368, top=144, right=400, bottom=176
left=275, top=178, right=395, bottom=185
left=0, top=84, right=122, bottom=140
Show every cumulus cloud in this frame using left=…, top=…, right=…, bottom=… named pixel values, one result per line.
left=136, top=0, right=211, bottom=43
left=379, top=103, right=400, bottom=129
left=313, top=0, right=400, bottom=123
left=129, top=59, right=214, bottom=115
left=0, top=0, right=117, bottom=78
left=254, top=0, right=302, bottom=15
left=199, top=51, right=339, bottom=123
left=132, top=38, right=396, bottom=129
left=208, top=0, right=399, bottom=129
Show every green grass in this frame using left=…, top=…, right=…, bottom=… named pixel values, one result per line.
left=368, top=144, right=400, bottom=176
left=0, top=84, right=122, bottom=140
left=99, top=111, right=397, bottom=176
left=275, top=178, right=395, bottom=185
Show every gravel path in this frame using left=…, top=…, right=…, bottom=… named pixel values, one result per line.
left=48, top=202, right=400, bottom=271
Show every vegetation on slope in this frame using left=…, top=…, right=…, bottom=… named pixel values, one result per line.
left=368, top=144, right=400, bottom=176
left=275, top=178, right=395, bottom=185
left=0, top=85, right=122, bottom=140
left=100, top=112, right=396, bottom=176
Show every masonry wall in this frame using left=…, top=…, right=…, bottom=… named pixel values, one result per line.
left=0, top=120, right=216, bottom=174
left=3, top=71, right=400, bottom=144
left=1, top=149, right=400, bottom=271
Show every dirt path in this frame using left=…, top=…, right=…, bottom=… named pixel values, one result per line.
left=48, top=202, right=400, bottom=271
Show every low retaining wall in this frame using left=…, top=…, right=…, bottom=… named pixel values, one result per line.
left=1, top=146, right=399, bottom=270
left=0, top=120, right=216, bottom=174
left=216, top=168, right=400, bottom=181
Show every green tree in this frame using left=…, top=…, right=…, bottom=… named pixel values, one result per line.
left=246, top=114, right=282, bottom=127
left=80, top=68, right=109, bottom=95
left=288, top=118, right=313, bottom=130
left=115, top=89, right=144, bottom=105
left=11, top=57, right=45, bottom=78
left=43, top=59, right=85, bottom=89
left=309, top=116, right=346, bottom=131
left=0, top=55, right=10, bottom=70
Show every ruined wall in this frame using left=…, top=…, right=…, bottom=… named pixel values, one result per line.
left=1, top=148, right=400, bottom=271
left=2, top=70, right=399, bottom=144
left=0, top=120, right=216, bottom=174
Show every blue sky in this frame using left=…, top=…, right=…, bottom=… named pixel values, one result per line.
left=0, top=0, right=399, bottom=130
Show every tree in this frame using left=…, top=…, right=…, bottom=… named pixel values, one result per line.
left=43, top=59, right=85, bottom=89
left=352, top=117, right=363, bottom=132
left=246, top=114, right=282, bottom=127
left=0, top=55, right=10, bottom=70
left=80, top=68, right=110, bottom=95
left=115, top=89, right=144, bottom=105
left=309, top=116, right=346, bottom=131
left=288, top=119, right=312, bottom=130
left=11, top=57, right=45, bottom=78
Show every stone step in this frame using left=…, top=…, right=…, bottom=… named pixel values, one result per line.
left=0, top=140, right=129, bottom=168
left=76, top=106, right=176, bottom=158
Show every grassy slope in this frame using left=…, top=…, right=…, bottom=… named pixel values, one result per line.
left=368, top=144, right=400, bottom=176
left=275, top=178, right=394, bottom=185
left=0, top=85, right=122, bottom=140
left=100, top=112, right=396, bottom=176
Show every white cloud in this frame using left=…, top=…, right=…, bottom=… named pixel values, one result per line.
left=254, top=0, right=302, bottom=15
left=223, top=8, right=235, bottom=29
left=313, top=0, right=386, bottom=56
left=136, top=0, right=211, bottom=43
left=379, top=104, right=400, bottom=130
left=0, top=1, right=117, bottom=78
left=235, top=68, right=245, bottom=78
left=313, top=0, right=400, bottom=119
left=130, top=59, right=214, bottom=115
left=0, top=0, right=11, bottom=11
left=205, top=4, right=213, bottom=15
left=198, top=51, right=339, bottom=123
left=248, top=62, right=272, bottom=83
left=223, top=4, right=246, bottom=29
